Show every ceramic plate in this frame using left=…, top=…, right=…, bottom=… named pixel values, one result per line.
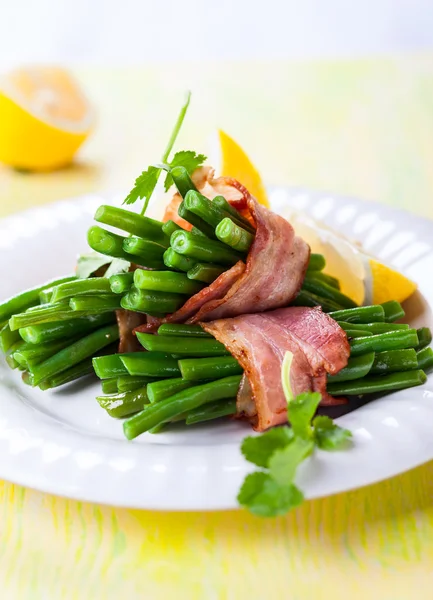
left=0, top=189, right=432, bottom=510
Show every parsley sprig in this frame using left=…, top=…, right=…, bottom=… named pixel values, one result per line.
left=238, top=390, right=352, bottom=517
left=123, top=92, right=206, bottom=215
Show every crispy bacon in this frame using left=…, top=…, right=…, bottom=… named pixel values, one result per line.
left=201, top=306, right=350, bottom=431
left=115, top=309, right=146, bottom=353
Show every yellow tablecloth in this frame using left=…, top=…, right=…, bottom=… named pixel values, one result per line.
left=1, top=57, right=433, bottom=599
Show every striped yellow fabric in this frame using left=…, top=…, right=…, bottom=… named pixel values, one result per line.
left=1, top=57, right=433, bottom=599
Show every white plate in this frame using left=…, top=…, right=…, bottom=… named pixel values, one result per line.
left=0, top=190, right=432, bottom=510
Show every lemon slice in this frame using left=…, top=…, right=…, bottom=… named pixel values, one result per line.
left=280, top=207, right=417, bottom=306
left=281, top=351, right=295, bottom=403
left=208, top=129, right=269, bottom=207
left=0, top=66, right=94, bottom=171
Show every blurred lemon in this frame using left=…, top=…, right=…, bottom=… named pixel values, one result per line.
left=209, top=129, right=269, bottom=207
left=0, top=66, right=94, bottom=171
left=281, top=208, right=417, bottom=306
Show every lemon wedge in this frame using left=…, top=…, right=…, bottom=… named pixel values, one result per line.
left=281, top=351, right=295, bottom=403
left=0, top=66, right=94, bottom=171
left=208, top=129, right=269, bottom=207
left=280, top=207, right=417, bottom=306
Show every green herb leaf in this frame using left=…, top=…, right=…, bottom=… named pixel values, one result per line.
left=122, top=92, right=192, bottom=215
left=163, top=151, right=207, bottom=191
left=287, top=391, right=321, bottom=439
left=123, top=166, right=159, bottom=207
left=313, top=415, right=352, bottom=451
left=237, top=472, right=304, bottom=517
left=241, top=427, right=294, bottom=468
left=268, top=437, right=314, bottom=486
left=76, top=252, right=111, bottom=279
left=104, top=259, right=131, bottom=279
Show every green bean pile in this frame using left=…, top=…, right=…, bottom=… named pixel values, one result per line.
left=90, top=302, right=433, bottom=440
left=0, top=277, right=119, bottom=390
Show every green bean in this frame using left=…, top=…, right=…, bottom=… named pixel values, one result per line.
left=184, top=191, right=246, bottom=235
left=381, top=301, right=405, bottom=323
left=177, top=201, right=217, bottom=239
left=117, top=375, right=153, bottom=393
left=215, top=218, right=254, bottom=253
left=123, top=375, right=242, bottom=439
left=327, top=352, right=375, bottom=383
left=179, top=356, right=243, bottom=381
left=19, top=313, right=115, bottom=344
left=94, top=204, right=167, bottom=244
left=109, top=272, right=134, bottom=294
left=22, top=371, right=34, bottom=386
left=0, top=275, right=75, bottom=323
left=30, top=324, right=119, bottom=386
left=292, top=290, right=343, bottom=313
left=121, top=286, right=186, bottom=315
left=417, top=347, right=433, bottom=373
left=39, top=276, right=77, bottom=304
left=211, top=196, right=256, bottom=233
left=344, top=329, right=373, bottom=338
left=14, top=337, right=79, bottom=368
left=147, top=377, right=198, bottom=403
left=369, top=349, right=418, bottom=375
left=5, top=340, right=25, bottom=369
left=69, top=296, right=121, bottom=312
left=329, top=305, right=385, bottom=324
left=190, top=227, right=209, bottom=238
left=302, top=277, right=357, bottom=309
left=162, top=220, right=182, bottom=237
left=9, top=303, right=77, bottom=330
left=133, top=269, right=204, bottom=295
left=97, top=387, right=149, bottom=418
left=304, top=271, right=340, bottom=289
left=349, top=329, right=419, bottom=356
left=123, top=236, right=167, bottom=260
left=51, top=278, right=112, bottom=303
left=186, top=263, right=226, bottom=283
left=327, top=369, right=426, bottom=396
left=93, top=353, right=138, bottom=379
left=171, top=230, right=244, bottom=266
left=101, top=377, right=119, bottom=394
left=0, top=323, right=21, bottom=352
left=120, top=353, right=181, bottom=378
left=163, top=248, right=197, bottom=272
left=186, top=398, right=237, bottom=425
left=157, top=324, right=212, bottom=338
left=170, top=165, right=199, bottom=197
left=87, top=225, right=134, bottom=261
left=415, top=327, right=432, bottom=350
left=307, top=254, right=326, bottom=272
left=136, top=332, right=229, bottom=356
left=38, top=358, right=95, bottom=390
left=337, top=321, right=409, bottom=334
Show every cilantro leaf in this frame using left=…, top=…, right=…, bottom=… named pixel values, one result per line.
left=313, top=415, right=352, bottom=451
left=76, top=253, right=130, bottom=280
left=241, top=427, right=294, bottom=468
left=268, top=437, right=314, bottom=486
left=288, top=391, right=321, bottom=439
left=163, top=151, right=207, bottom=191
left=104, top=258, right=131, bottom=279
left=237, top=472, right=304, bottom=517
left=123, top=166, right=159, bottom=208
left=76, top=252, right=111, bottom=279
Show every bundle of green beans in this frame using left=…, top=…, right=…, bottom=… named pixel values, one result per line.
left=84, top=174, right=345, bottom=318
left=0, top=275, right=120, bottom=389
left=92, top=302, right=433, bottom=440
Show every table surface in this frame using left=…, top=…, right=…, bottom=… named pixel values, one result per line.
left=1, top=57, right=433, bottom=599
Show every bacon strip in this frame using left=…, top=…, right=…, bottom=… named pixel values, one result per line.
left=201, top=306, right=350, bottom=431
left=136, top=194, right=309, bottom=335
